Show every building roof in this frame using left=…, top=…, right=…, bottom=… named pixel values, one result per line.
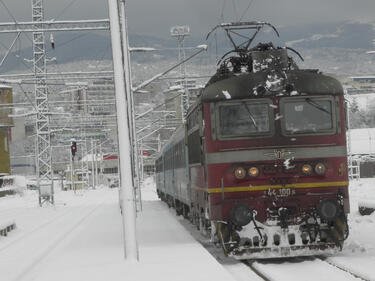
left=0, top=84, right=12, bottom=89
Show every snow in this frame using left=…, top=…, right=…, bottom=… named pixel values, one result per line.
left=196, top=44, right=208, bottom=50
left=0, top=83, right=13, bottom=88
left=358, top=200, right=375, bottom=208
left=348, top=128, right=375, bottom=155
left=286, top=33, right=339, bottom=47
left=251, top=258, right=359, bottom=281
left=168, top=85, right=183, bottom=91
left=130, top=47, right=157, bottom=52
left=0, top=178, right=236, bottom=281
left=275, top=113, right=283, bottom=120
left=283, top=158, right=295, bottom=170
left=222, top=90, right=231, bottom=99
left=1, top=175, right=375, bottom=280
left=81, top=153, right=103, bottom=162
left=290, top=90, right=299, bottom=96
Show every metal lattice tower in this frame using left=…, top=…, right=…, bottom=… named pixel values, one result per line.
left=171, top=25, right=190, bottom=122
left=32, top=0, right=53, bottom=205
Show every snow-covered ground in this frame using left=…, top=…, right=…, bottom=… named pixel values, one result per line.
left=0, top=179, right=236, bottom=281
left=0, top=177, right=374, bottom=281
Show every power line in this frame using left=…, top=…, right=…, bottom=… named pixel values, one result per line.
left=231, top=0, right=239, bottom=21
left=55, top=0, right=79, bottom=20
left=239, top=0, right=255, bottom=21
left=0, top=0, right=18, bottom=23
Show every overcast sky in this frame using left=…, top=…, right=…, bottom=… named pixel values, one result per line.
left=0, top=0, right=374, bottom=38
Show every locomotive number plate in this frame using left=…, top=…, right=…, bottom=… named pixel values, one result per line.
left=267, top=188, right=296, bottom=197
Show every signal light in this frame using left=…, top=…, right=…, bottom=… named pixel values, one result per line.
left=71, top=141, right=77, bottom=157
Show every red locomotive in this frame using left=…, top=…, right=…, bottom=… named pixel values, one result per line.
left=155, top=22, right=349, bottom=259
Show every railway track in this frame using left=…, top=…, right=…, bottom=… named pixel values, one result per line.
left=0, top=205, right=85, bottom=253
left=320, top=257, right=372, bottom=281
left=243, top=256, right=373, bottom=281
left=11, top=203, right=104, bottom=281
left=0, top=201, right=105, bottom=281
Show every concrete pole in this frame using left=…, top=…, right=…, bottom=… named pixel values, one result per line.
left=108, top=0, right=138, bottom=261
left=99, top=143, right=103, bottom=182
left=91, top=139, right=95, bottom=189
left=94, top=141, right=98, bottom=186
left=140, top=139, right=144, bottom=182
left=119, top=0, right=142, bottom=209
left=70, top=156, right=74, bottom=193
left=86, top=140, right=90, bottom=189
left=72, top=157, right=76, bottom=194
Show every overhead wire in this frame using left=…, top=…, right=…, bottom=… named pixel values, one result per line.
left=0, top=0, right=34, bottom=45
left=58, top=34, right=88, bottom=48
left=220, top=0, right=226, bottom=23
left=55, top=0, right=79, bottom=20
left=231, top=0, right=239, bottom=21
left=0, top=0, right=18, bottom=23
left=239, top=0, right=255, bottom=21
left=0, top=40, right=32, bottom=70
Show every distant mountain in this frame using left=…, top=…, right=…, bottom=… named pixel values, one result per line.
left=1, top=21, right=375, bottom=74
left=0, top=32, right=185, bottom=73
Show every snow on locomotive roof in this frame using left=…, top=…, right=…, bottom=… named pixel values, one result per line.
left=200, top=70, right=343, bottom=102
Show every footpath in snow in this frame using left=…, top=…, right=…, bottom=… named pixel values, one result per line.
left=0, top=178, right=236, bottom=281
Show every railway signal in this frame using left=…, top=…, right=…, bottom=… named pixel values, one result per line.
left=71, top=141, right=77, bottom=158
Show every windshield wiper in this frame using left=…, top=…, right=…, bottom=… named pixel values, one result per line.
left=305, top=98, right=331, bottom=115
left=242, top=102, right=258, bottom=131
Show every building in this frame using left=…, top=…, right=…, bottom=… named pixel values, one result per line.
left=9, top=112, right=36, bottom=175
left=348, top=128, right=375, bottom=178
left=0, top=85, right=13, bottom=175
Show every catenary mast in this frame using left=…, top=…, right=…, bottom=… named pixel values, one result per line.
left=31, top=0, right=54, bottom=205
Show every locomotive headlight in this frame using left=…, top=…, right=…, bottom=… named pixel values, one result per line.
left=317, top=199, right=341, bottom=222
left=234, top=167, right=246, bottom=179
left=301, top=164, right=312, bottom=175
left=230, top=204, right=253, bottom=226
left=315, top=163, right=326, bottom=175
left=248, top=167, right=260, bottom=177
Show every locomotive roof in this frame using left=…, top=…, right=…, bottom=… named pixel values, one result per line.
left=200, top=69, right=344, bottom=103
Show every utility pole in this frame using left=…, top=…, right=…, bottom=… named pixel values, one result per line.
left=108, top=0, right=138, bottom=261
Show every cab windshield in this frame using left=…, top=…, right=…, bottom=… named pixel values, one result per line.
left=282, top=98, right=334, bottom=135
left=218, top=101, right=271, bottom=137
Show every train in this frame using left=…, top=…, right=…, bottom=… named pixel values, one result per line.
left=155, top=22, right=349, bottom=259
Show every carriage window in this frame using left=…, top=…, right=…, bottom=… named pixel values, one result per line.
left=282, top=98, right=334, bottom=135
left=218, top=102, right=271, bottom=137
